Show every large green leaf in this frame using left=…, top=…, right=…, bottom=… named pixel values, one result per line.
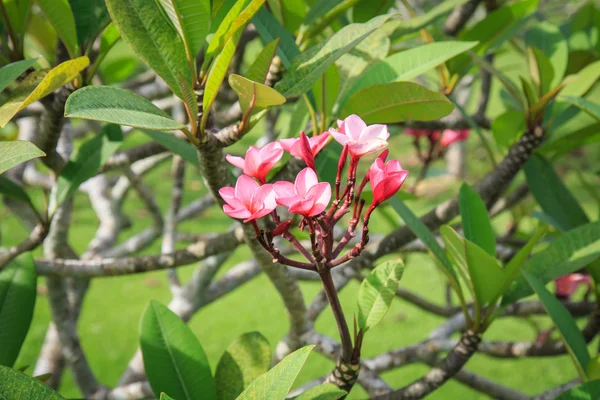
left=68, top=0, right=110, bottom=45
left=37, top=0, right=79, bottom=57
left=202, top=31, right=242, bottom=130
left=65, top=86, right=186, bottom=131
left=559, top=96, right=600, bottom=121
left=333, top=30, right=389, bottom=116
left=450, top=0, right=539, bottom=75
left=290, top=383, right=346, bottom=400
left=229, top=74, right=286, bottom=114
left=440, top=225, right=473, bottom=295
left=0, top=141, right=45, bottom=174
left=464, top=238, right=505, bottom=307
left=527, top=46, right=554, bottom=95
left=523, top=270, right=590, bottom=379
left=560, top=60, right=600, bottom=98
left=342, top=82, right=453, bottom=123
left=389, top=197, right=459, bottom=287
left=1, top=0, right=31, bottom=42
left=215, top=332, right=271, bottom=400
left=524, top=154, right=589, bottom=231
left=0, top=57, right=89, bottom=128
left=503, top=221, right=600, bottom=305
left=50, top=125, right=123, bottom=214
left=0, top=365, right=64, bottom=399
left=140, top=300, right=216, bottom=400
left=0, top=252, right=37, bottom=367
left=252, top=8, right=299, bottom=68
left=357, top=259, right=403, bottom=333
left=105, top=0, right=191, bottom=99
left=556, top=381, right=600, bottom=400
left=0, top=58, right=38, bottom=93
left=491, top=109, right=526, bottom=148
left=275, top=14, right=390, bottom=98
left=140, top=130, right=199, bottom=167
left=342, top=41, right=477, bottom=108
left=203, top=0, right=264, bottom=69
left=158, top=0, right=211, bottom=67
left=245, top=38, right=280, bottom=84
left=236, top=345, right=314, bottom=400
left=459, top=184, right=495, bottom=257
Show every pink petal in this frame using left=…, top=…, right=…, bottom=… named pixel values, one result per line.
left=336, top=119, right=345, bottom=133
left=309, top=132, right=330, bottom=155
left=306, top=182, right=331, bottom=214
left=289, top=196, right=316, bottom=216
left=329, top=129, right=351, bottom=146
left=259, top=142, right=284, bottom=164
left=347, top=139, right=388, bottom=157
left=226, top=155, right=246, bottom=170
left=273, top=181, right=295, bottom=197
left=276, top=195, right=301, bottom=208
left=359, top=124, right=389, bottom=142
left=252, top=184, right=277, bottom=211
left=243, top=146, right=261, bottom=175
left=385, top=160, right=403, bottom=173
left=294, top=167, right=318, bottom=197
left=218, top=186, right=236, bottom=202
left=279, top=138, right=297, bottom=152
left=223, top=204, right=251, bottom=219
left=342, top=115, right=367, bottom=140
left=245, top=207, right=273, bottom=222
left=235, top=174, right=259, bottom=204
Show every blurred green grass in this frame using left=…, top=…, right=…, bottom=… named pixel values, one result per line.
left=2, top=39, right=600, bottom=399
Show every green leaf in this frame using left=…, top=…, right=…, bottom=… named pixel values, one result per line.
left=450, top=0, right=539, bottom=75
left=523, top=270, right=590, bottom=379
left=51, top=125, right=123, bottom=213
left=275, top=0, right=305, bottom=33
left=503, top=220, right=600, bottom=305
left=0, top=58, right=38, bottom=93
left=215, top=332, right=271, bottom=400
left=290, top=383, right=346, bottom=400
left=68, top=0, right=110, bottom=45
left=559, top=96, right=600, bottom=121
left=0, top=57, right=90, bottom=128
left=275, top=14, right=390, bottom=98
left=491, top=110, right=525, bottom=148
left=229, top=74, right=286, bottom=114
left=389, top=197, right=459, bottom=287
left=464, top=239, right=505, bottom=307
left=0, top=176, right=36, bottom=211
left=524, top=154, right=589, bottom=231
left=204, top=0, right=265, bottom=70
left=252, top=8, right=299, bottom=68
left=37, top=0, right=79, bottom=57
left=525, top=22, right=568, bottom=88
left=557, top=381, right=600, bottom=400
left=140, top=300, right=216, bottom=400
left=140, top=130, right=200, bottom=168
left=0, top=141, right=45, bottom=174
left=0, top=365, right=64, bottom=399
left=160, top=394, right=175, bottom=400
left=0, top=252, right=37, bottom=367
left=202, top=31, right=242, bottom=130
left=158, top=0, right=211, bottom=68
left=333, top=30, right=390, bottom=116
left=459, top=184, right=495, bottom=257
left=527, top=46, right=554, bottom=95
left=540, top=123, right=600, bottom=158
left=236, top=345, right=314, bottom=400
left=560, top=60, right=600, bottom=98
left=65, top=86, right=186, bottom=131
left=342, top=82, right=453, bottom=124
left=303, top=0, right=342, bottom=25
left=357, top=259, right=403, bottom=333
left=343, top=41, right=478, bottom=107
left=245, top=39, right=280, bottom=84
left=1, top=0, right=31, bottom=41
left=105, top=0, right=191, bottom=99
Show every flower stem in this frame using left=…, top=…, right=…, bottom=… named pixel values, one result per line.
left=320, top=269, right=353, bottom=362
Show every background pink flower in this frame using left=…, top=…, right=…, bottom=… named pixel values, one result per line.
left=226, top=142, right=283, bottom=183
left=219, top=175, right=277, bottom=222
left=330, top=114, right=389, bottom=158
left=274, top=168, right=331, bottom=217
left=440, top=129, right=470, bottom=147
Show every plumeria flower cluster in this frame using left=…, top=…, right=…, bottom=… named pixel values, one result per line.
left=219, top=114, right=408, bottom=272
left=405, top=127, right=470, bottom=162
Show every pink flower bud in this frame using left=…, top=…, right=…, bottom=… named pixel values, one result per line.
left=555, top=273, right=592, bottom=299
left=226, top=142, right=284, bottom=184
left=368, top=158, right=409, bottom=206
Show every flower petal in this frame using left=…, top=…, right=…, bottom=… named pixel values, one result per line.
left=235, top=174, right=259, bottom=204
left=243, top=146, right=261, bottom=175
left=226, top=154, right=246, bottom=170
left=343, top=115, right=367, bottom=140
left=306, top=182, right=331, bottom=215
left=289, top=196, right=316, bottom=216
left=223, top=204, right=251, bottom=219
left=294, top=167, right=318, bottom=197
left=348, top=139, right=388, bottom=157
left=359, top=124, right=389, bottom=142
left=279, top=138, right=297, bottom=152
left=273, top=181, right=295, bottom=197
left=329, top=129, right=351, bottom=146
left=309, top=132, right=330, bottom=155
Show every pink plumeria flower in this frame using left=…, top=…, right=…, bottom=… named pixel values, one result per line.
left=555, top=273, right=592, bottom=299
left=280, top=131, right=330, bottom=165
left=274, top=168, right=331, bottom=217
left=219, top=175, right=277, bottom=222
left=329, top=114, right=389, bottom=158
left=404, top=128, right=431, bottom=138
left=225, top=142, right=283, bottom=184
left=368, top=157, right=409, bottom=206
left=440, top=129, right=469, bottom=147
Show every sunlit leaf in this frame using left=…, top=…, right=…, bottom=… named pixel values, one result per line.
left=0, top=58, right=38, bottom=93
left=37, top=0, right=79, bottom=57
left=0, top=141, right=45, bottom=174
left=229, top=74, right=286, bottom=114
left=559, top=96, right=600, bottom=121
left=0, top=365, right=64, bottom=399
left=245, top=38, right=280, bottom=84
